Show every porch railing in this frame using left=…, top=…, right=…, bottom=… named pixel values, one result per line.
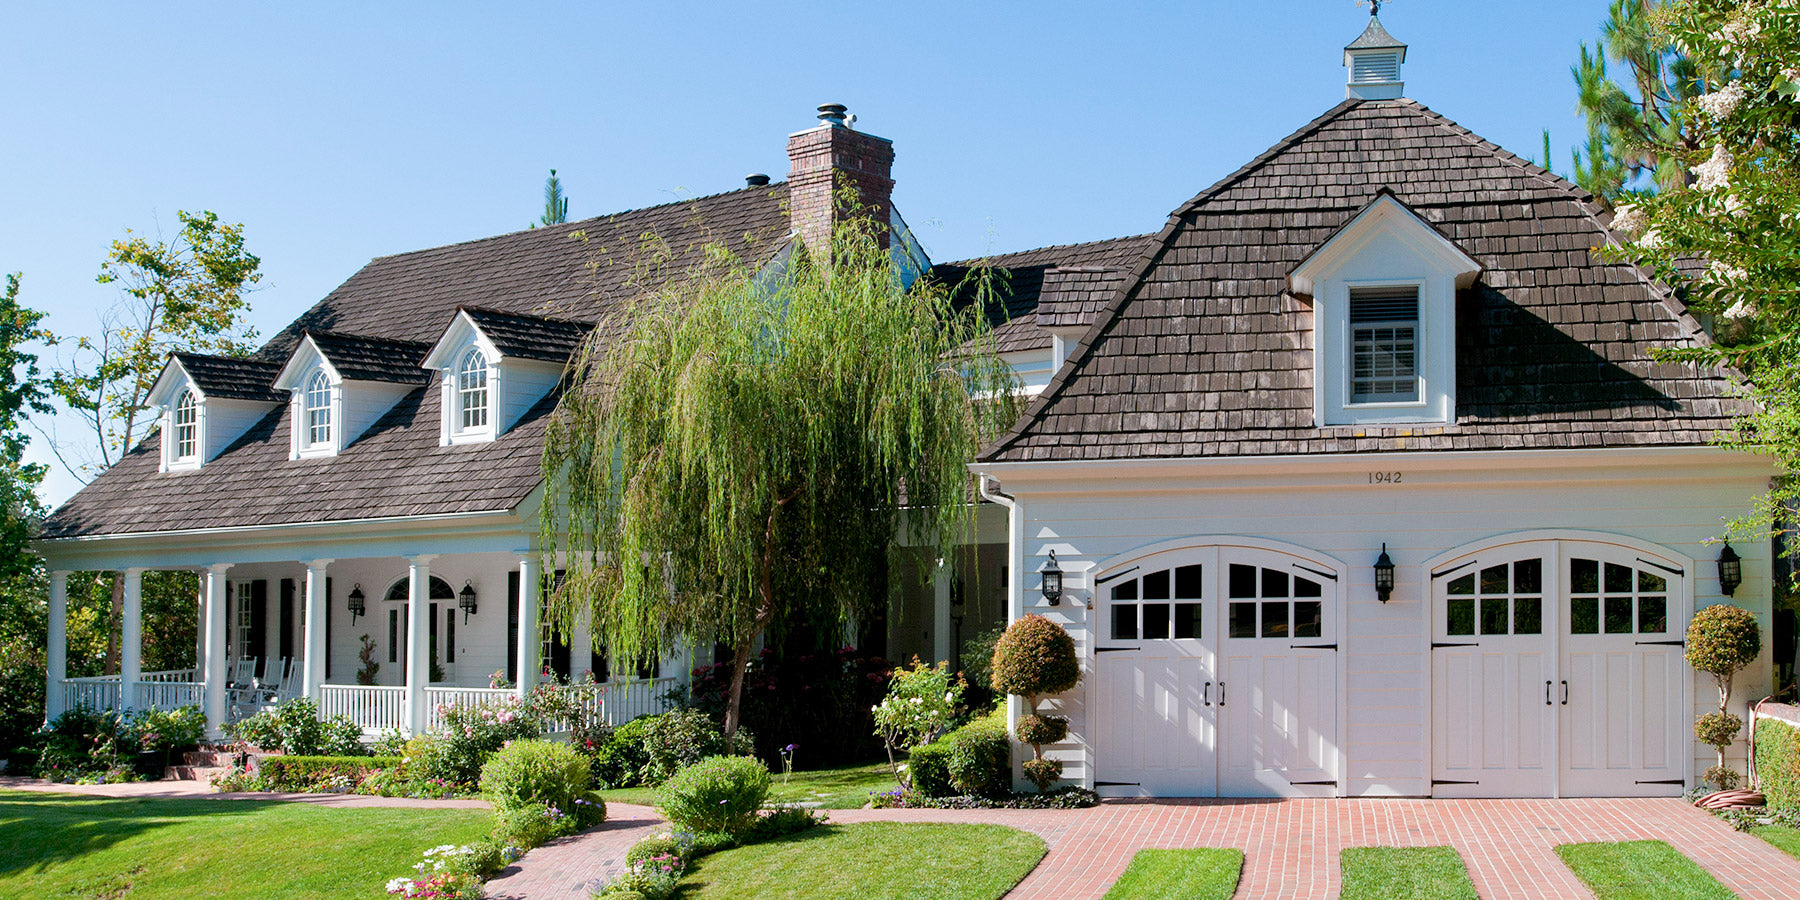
left=141, top=668, right=199, bottom=684
left=319, top=684, right=407, bottom=733
left=424, top=687, right=518, bottom=733
left=601, top=677, right=678, bottom=726
left=133, top=681, right=204, bottom=710
left=62, top=677, right=121, bottom=712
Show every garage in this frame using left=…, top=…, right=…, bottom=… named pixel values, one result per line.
left=1092, top=544, right=1344, bottom=798
left=1431, top=539, right=1689, bottom=798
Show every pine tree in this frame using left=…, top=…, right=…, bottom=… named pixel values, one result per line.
left=1570, top=0, right=1708, bottom=204
left=540, top=169, right=569, bottom=227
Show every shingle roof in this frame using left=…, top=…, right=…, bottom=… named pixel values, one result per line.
left=307, top=332, right=432, bottom=384
left=933, top=235, right=1155, bottom=354
left=980, top=99, right=1751, bottom=463
left=171, top=353, right=284, bottom=403
left=461, top=307, right=591, bottom=363
left=1346, top=16, right=1406, bottom=50
left=43, top=185, right=793, bottom=539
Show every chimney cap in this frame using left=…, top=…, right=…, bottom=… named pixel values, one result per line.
left=817, top=103, right=849, bottom=125
left=745, top=173, right=771, bottom=187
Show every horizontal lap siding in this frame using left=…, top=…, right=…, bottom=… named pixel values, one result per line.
left=1010, top=463, right=1771, bottom=797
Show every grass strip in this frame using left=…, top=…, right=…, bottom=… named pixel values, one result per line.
left=1555, top=839, right=1735, bottom=900
left=682, top=821, right=1045, bottom=900
left=1101, top=847, right=1242, bottom=900
left=1340, top=846, right=1479, bottom=900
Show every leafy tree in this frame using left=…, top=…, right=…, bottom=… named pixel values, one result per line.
left=0, top=273, right=50, bottom=578
left=539, top=169, right=569, bottom=227
left=1571, top=0, right=1707, bottom=203
left=540, top=211, right=1021, bottom=738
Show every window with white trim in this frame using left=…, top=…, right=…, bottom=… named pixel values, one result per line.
left=303, top=371, right=332, bottom=448
left=457, top=348, right=489, bottom=431
left=172, top=390, right=199, bottom=461
left=1348, top=286, right=1420, bottom=404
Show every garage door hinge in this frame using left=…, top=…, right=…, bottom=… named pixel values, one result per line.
left=1431, top=779, right=1479, bottom=786
left=1290, top=643, right=1339, bottom=651
left=1093, top=781, right=1142, bottom=787
left=1094, top=647, right=1132, bottom=653
left=1289, top=780, right=1338, bottom=786
left=1431, top=642, right=1479, bottom=648
left=1635, top=640, right=1684, bottom=646
left=1635, top=779, right=1685, bottom=785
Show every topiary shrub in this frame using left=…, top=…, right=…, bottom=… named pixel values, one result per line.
left=1013, top=715, right=1068, bottom=747
left=992, top=614, right=1082, bottom=792
left=1756, top=716, right=1800, bottom=808
left=479, top=738, right=604, bottom=829
left=655, top=755, right=769, bottom=837
left=1687, top=604, right=1762, bottom=789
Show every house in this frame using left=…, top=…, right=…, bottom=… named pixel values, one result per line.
left=36, top=15, right=1774, bottom=800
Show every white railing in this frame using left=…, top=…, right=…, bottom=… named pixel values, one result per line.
left=141, top=668, right=198, bottom=684
left=132, top=681, right=204, bottom=710
left=601, top=677, right=678, bottom=725
left=319, top=684, right=407, bottom=733
left=63, top=677, right=121, bottom=712
left=424, top=687, right=518, bottom=733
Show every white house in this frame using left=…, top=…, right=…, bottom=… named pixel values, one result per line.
left=36, top=16, right=1774, bottom=799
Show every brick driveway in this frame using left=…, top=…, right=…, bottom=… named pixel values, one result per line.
left=493, top=796, right=1800, bottom=899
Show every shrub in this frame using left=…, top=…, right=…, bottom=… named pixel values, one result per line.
left=0, top=637, right=46, bottom=769
left=945, top=710, right=1012, bottom=798
left=747, top=806, right=826, bottom=841
left=1687, top=604, right=1763, bottom=788
left=1696, top=712, right=1745, bottom=748
left=872, top=659, right=962, bottom=788
left=1021, top=758, right=1064, bottom=792
left=1759, top=717, right=1800, bottom=808
left=639, top=708, right=752, bottom=786
left=260, top=755, right=402, bottom=792
left=990, top=615, right=1081, bottom=703
left=869, top=785, right=1099, bottom=810
left=1013, top=714, right=1068, bottom=748
left=480, top=739, right=605, bottom=830
left=130, top=706, right=207, bottom=756
left=492, top=801, right=582, bottom=849
left=686, top=646, right=892, bottom=768
left=589, top=714, right=657, bottom=788
left=228, top=698, right=367, bottom=757
left=34, top=706, right=137, bottom=783
left=626, top=835, right=694, bottom=868
left=959, top=624, right=1007, bottom=707
left=655, top=755, right=770, bottom=837
left=427, top=699, right=542, bottom=786
left=906, top=742, right=954, bottom=797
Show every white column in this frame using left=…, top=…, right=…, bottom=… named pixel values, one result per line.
left=406, top=555, right=435, bottom=735
left=120, top=567, right=145, bottom=709
left=516, top=557, right=541, bottom=699
left=203, top=564, right=231, bottom=739
left=932, top=559, right=952, bottom=664
left=303, top=559, right=332, bottom=700
left=45, top=570, right=69, bottom=723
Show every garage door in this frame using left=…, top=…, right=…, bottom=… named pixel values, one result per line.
left=1431, top=540, right=1688, bottom=798
left=1093, top=545, right=1342, bottom=798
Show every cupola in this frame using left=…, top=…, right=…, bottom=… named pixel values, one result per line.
left=1344, top=10, right=1407, bottom=100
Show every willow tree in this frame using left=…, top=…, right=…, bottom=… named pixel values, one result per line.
left=541, top=212, right=1022, bottom=737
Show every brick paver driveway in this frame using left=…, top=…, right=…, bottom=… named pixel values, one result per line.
left=494, top=796, right=1800, bottom=899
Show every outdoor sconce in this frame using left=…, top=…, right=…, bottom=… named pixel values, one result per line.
left=1374, top=544, right=1395, bottom=603
left=458, top=581, right=479, bottom=623
left=1719, top=542, right=1742, bottom=597
left=347, top=583, right=366, bottom=622
left=1041, top=550, right=1064, bottom=606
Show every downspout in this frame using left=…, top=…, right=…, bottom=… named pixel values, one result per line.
left=976, top=473, right=1026, bottom=791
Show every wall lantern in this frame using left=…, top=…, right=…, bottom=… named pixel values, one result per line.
left=347, top=583, right=366, bottom=622
left=458, top=581, right=479, bottom=622
left=1041, top=550, right=1064, bottom=606
left=1719, top=542, right=1742, bottom=597
left=1374, top=544, right=1396, bottom=603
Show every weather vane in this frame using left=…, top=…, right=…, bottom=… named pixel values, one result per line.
left=1358, top=0, right=1385, bottom=15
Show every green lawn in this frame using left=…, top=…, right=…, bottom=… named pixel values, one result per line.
left=680, top=822, right=1045, bottom=899
left=1101, top=848, right=1242, bottom=900
left=1754, top=824, right=1800, bottom=860
left=0, top=790, right=490, bottom=899
left=599, top=761, right=897, bottom=809
left=1340, top=846, right=1478, bottom=899
left=1555, top=840, right=1736, bottom=900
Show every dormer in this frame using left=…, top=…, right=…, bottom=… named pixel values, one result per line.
left=420, top=308, right=587, bottom=445
left=146, top=354, right=284, bottom=472
left=1289, top=191, right=1481, bottom=427
left=273, top=332, right=431, bottom=459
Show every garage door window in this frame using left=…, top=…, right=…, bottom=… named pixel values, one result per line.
left=1569, top=558, right=1668, bottom=635
left=1227, top=564, right=1323, bottom=639
left=1110, top=565, right=1204, bottom=640
left=1445, top=558, right=1542, bottom=636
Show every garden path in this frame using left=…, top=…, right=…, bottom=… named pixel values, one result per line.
left=483, top=802, right=665, bottom=900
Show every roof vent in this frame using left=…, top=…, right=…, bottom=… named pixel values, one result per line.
left=745, top=173, right=770, bottom=187
left=1344, top=13, right=1407, bottom=100
left=817, top=103, right=848, bottom=125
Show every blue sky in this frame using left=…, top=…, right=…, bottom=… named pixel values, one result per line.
left=5, top=1, right=1610, bottom=506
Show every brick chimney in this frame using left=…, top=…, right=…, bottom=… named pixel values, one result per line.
left=785, top=103, right=895, bottom=258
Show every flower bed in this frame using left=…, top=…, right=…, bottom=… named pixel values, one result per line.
left=867, top=786, right=1098, bottom=810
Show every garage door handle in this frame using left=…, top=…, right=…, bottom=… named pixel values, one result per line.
left=1561, top=680, right=1569, bottom=705
left=1218, top=681, right=1226, bottom=707
left=1545, top=680, right=1552, bottom=706
left=1203, top=681, right=1212, bottom=706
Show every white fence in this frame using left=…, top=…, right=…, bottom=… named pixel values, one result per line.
left=424, top=687, right=518, bottom=733
left=62, top=677, right=120, bottom=712
left=601, top=677, right=678, bottom=725
left=133, top=681, right=204, bottom=710
left=319, top=684, right=407, bottom=733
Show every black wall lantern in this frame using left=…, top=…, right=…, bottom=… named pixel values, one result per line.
left=1374, top=544, right=1395, bottom=603
left=1041, top=550, right=1064, bottom=606
left=458, top=581, right=479, bottom=622
left=347, top=583, right=366, bottom=622
left=1719, top=542, right=1742, bottom=597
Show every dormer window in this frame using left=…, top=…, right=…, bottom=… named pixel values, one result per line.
left=303, top=371, right=333, bottom=448
left=172, top=391, right=199, bottom=461
left=1349, top=287, right=1420, bottom=405
left=456, top=348, right=490, bottom=432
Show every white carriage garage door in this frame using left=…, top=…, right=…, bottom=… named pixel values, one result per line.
left=1431, top=540, right=1688, bottom=798
left=1093, top=546, right=1342, bottom=798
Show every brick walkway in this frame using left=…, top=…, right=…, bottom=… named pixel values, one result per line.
left=483, top=803, right=665, bottom=900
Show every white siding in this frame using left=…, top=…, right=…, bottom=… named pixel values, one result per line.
left=340, top=382, right=417, bottom=450
left=501, top=360, right=563, bottom=432
left=204, top=399, right=278, bottom=461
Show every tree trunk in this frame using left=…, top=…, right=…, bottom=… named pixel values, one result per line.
left=722, top=492, right=794, bottom=739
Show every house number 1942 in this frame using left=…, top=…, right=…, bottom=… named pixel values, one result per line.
left=1368, top=472, right=1403, bottom=484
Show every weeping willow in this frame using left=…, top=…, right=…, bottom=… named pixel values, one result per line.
left=540, top=211, right=1023, bottom=736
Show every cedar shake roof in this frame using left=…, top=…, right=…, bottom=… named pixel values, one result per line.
left=979, top=99, right=1752, bottom=463
left=934, top=235, right=1156, bottom=354
left=42, top=185, right=793, bottom=539
left=170, top=353, right=285, bottom=403
left=460, top=307, right=592, bottom=363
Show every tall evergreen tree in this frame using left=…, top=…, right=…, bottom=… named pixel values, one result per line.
left=541, top=169, right=570, bottom=226
left=1571, top=0, right=1708, bottom=203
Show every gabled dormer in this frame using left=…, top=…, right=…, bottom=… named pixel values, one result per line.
left=273, top=332, right=431, bottom=459
left=421, top=308, right=587, bottom=445
left=146, top=354, right=284, bottom=472
left=1289, top=191, right=1482, bottom=427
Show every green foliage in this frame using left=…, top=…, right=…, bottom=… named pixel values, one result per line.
left=48, top=210, right=261, bottom=475
left=626, top=835, right=694, bottom=868
left=590, top=714, right=657, bottom=788
left=1686, top=604, right=1763, bottom=684
left=872, top=659, right=962, bottom=761
left=540, top=207, right=1022, bottom=737
left=655, top=755, right=770, bottom=837
left=1020, top=757, right=1063, bottom=793
left=541, top=169, right=570, bottom=226
left=943, top=709, right=1011, bottom=798
left=1695, top=711, right=1744, bottom=748
left=421, top=697, right=542, bottom=787
left=257, top=755, right=402, bottom=792
left=479, top=738, right=604, bottom=829
left=639, top=707, right=751, bottom=786
left=491, top=801, right=583, bottom=849
left=32, top=704, right=206, bottom=782
left=129, top=706, right=206, bottom=755
left=746, top=806, right=827, bottom=842
left=0, top=273, right=49, bottom=579
left=1702, top=763, right=1742, bottom=790
left=1757, top=717, right=1800, bottom=808
left=0, top=631, right=46, bottom=764
left=1571, top=0, right=1706, bottom=203
left=906, top=742, right=953, bottom=797
left=960, top=623, right=1007, bottom=701
left=991, top=615, right=1080, bottom=704
left=227, top=698, right=366, bottom=757
left=1013, top=714, right=1067, bottom=748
